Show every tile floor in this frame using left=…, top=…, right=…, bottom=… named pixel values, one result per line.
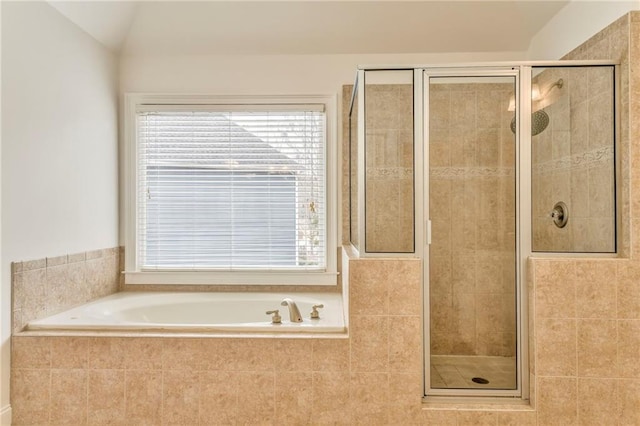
left=430, top=355, right=517, bottom=390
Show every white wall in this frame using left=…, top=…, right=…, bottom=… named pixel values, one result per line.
left=120, top=51, right=528, bottom=95
left=0, top=2, right=119, bottom=422
left=527, top=0, right=640, bottom=59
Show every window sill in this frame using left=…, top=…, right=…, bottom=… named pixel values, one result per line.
left=124, top=270, right=339, bottom=286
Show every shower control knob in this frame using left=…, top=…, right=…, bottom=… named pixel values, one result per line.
left=550, top=201, right=568, bottom=228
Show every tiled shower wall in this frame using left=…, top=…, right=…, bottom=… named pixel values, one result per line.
left=526, top=12, right=639, bottom=426
left=363, top=83, right=414, bottom=253
left=531, top=65, right=616, bottom=252
left=429, top=83, right=516, bottom=357
left=341, top=82, right=414, bottom=253
left=11, top=247, right=121, bottom=333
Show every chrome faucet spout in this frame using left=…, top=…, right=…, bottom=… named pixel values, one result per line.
left=280, top=298, right=303, bottom=323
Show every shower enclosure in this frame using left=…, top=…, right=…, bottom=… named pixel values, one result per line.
left=348, top=62, right=617, bottom=398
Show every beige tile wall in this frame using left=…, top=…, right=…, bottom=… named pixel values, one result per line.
left=342, top=81, right=415, bottom=254
left=429, top=83, right=517, bottom=357
left=531, top=65, right=616, bottom=252
left=526, top=11, right=640, bottom=426
left=529, top=258, right=640, bottom=426
left=364, top=83, right=414, bottom=253
left=11, top=247, right=121, bottom=334
left=10, top=11, right=640, bottom=426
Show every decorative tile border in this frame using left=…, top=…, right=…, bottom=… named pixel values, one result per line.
left=533, top=146, right=614, bottom=175
left=430, top=167, right=515, bottom=180
left=366, top=167, right=413, bottom=179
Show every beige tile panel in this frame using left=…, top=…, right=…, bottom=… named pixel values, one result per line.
left=534, top=260, right=576, bottom=319
left=121, top=337, right=163, bottom=370
left=10, top=369, right=50, bottom=425
left=274, top=339, right=313, bottom=372
left=225, top=339, right=275, bottom=371
left=199, top=371, right=238, bottom=425
left=51, top=337, right=88, bottom=369
left=275, top=371, right=314, bottom=424
left=617, top=261, right=640, bottom=319
left=88, top=369, right=126, bottom=425
left=495, top=410, right=537, bottom=426
left=456, top=411, right=498, bottom=425
left=350, top=315, right=389, bottom=372
left=124, top=370, right=163, bottom=424
left=388, top=259, right=422, bottom=316
left=50, top=369, right=88, bottom=425
left=349, top=372, right=388, bottom=425
left=617, top=320, right=640, bottom=378
left=14, top=268, right=47, bottom=322
left=161, top=338, right=208, bottom=371
left=577, top=378, right=618, bottom=426
left=236, top=371, right=276, bottom=425
left=11, top=336, right=51, bottom=369
left=536, top=377, right=577, bottom=426
left=577, top=319, right=618, bottom=377
left=311, top=371, right=350, bottom=425
left=617, top=379, right=640, bottom=426
left=312, top=339, right=349, bottom=372
left=536, top=318, right=577, bottom=376
left=89, top=337, right=127, bottom=369
left=350, top=259, right=389, bottom=315
left=389, top=315, right=422, bottom=373
left=574, top=260, right=617, bottom=319
left=387, top=372, right=423, bottom=425
left=421, top=409, right=457, bottom=425
left=162, top=370, right=200, bottom=425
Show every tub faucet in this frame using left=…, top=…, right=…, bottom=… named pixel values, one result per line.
left=281, top=298, right=303, bottom=323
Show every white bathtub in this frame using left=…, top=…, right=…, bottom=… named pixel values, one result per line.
left=27, top=292, right=346, bottom=334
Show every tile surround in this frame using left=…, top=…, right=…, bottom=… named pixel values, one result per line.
left=11, top=252, right=425, bottom=425
left=11, top=246, right=121, bottom=333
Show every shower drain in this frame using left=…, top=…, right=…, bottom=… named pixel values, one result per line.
left=471, top=377, right=490, bottom=384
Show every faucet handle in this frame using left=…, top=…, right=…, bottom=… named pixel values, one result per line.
left=266, top=310, right=282, bottom=324
left=310, top=304, right=324, bottom=319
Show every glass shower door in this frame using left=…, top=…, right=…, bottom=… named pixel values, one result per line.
left=426, top=73, right=518, bottom=394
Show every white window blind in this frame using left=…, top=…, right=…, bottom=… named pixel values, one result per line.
left=137, top=108, right=326, bottom=271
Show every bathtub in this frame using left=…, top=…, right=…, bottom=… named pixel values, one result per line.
left=26, top=292, right=346, bottom=334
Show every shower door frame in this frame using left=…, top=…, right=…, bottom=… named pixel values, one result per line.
left=422, top=66, right=528, bottom=399
left=352, top=60, right=619, bottom=401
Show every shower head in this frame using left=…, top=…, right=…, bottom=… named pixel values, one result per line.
left=508, top=77, right=562, bottom=137
left=510, top=109, right=550, bottom=136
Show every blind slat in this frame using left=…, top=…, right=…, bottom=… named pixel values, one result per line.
left=137, top=109, right=326, bottom=270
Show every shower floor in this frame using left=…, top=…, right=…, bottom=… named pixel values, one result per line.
left=430, top=355, right=516, bottom=389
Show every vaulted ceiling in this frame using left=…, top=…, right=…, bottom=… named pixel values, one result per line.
left=49, top=1, right=572, bottom=55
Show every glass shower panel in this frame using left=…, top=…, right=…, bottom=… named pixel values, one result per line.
left=349, top=83, right=360, bottom=250
left=364, top=70, right=414, bottom=253
left=428, top=76, right=517, bottom=391
left=531, top=66, right=616, bottom=252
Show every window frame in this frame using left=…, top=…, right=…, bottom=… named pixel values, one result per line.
left=123, top=93, right=338, bottom=286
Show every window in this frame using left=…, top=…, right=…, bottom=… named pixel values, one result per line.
left=124, top=95, right=337, bottom=285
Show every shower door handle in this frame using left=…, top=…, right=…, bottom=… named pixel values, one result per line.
left=426, top=220, right=432, bottom=245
